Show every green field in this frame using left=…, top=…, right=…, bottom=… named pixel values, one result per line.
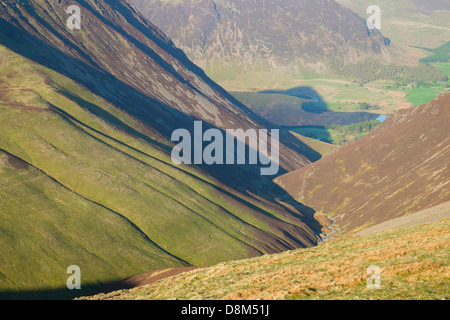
left=434, top=62, right=450, bottom=78
left=404, top=86, right=448, bottom=106
left=401, top=62, right=450, bottom=106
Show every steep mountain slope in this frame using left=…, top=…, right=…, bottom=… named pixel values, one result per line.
left=130, top=0, right=391, bottom=87
left=0, top=147, right=185, bottom=298
left=276, top=93, right=450, bottom=232
left=0, top=0, right=316, bottom=172
left=0, top=0, right=323, bottom=298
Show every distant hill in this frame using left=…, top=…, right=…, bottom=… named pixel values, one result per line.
left=276, top=93, right=450, bottom=232
left=130, top=0, right=391, bottom=87
left=337, top=0, right=450, bottom=64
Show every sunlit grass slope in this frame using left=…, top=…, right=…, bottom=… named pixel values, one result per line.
left=87, top=218, right=449, bottom=300
left=0, top=45, right=316, bottom=298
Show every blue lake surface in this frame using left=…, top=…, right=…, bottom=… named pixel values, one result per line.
left=376, top=115, right=387, bottom=123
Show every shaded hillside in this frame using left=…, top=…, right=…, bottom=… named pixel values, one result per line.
left=0, top=0, right=323, bottom=298
left=286, top=131, right=341, bottom=159
left=130, top=0, right=391, bottom=86
left=276, top=93, right=450, bottom=232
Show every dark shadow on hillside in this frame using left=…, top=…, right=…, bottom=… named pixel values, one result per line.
left=287, top=126, right=333, bottom=144
left=260, top=86, right=328, bottom=114
left=0, top=284, right=111, bottom=300
left=75, top=0, right=326, bottom=165
left=78, top=0, right=249, bottom=111
left=255, top=86, right=380, bottom=127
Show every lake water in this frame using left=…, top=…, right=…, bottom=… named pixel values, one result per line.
left=376, top=115, right=387, bottom=123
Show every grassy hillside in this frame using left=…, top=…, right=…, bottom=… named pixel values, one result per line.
left=83, top=218, right=449, bottom=300
left=0, top=43, right=318, bottom=299
left=0, top=149, right=184, bottom=299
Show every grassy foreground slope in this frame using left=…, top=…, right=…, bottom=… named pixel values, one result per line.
left=0, top=43, right=318, bottom=298
left=84, top=218, right=449, bottom=300
left=0, top=149, right=184, bottom=298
